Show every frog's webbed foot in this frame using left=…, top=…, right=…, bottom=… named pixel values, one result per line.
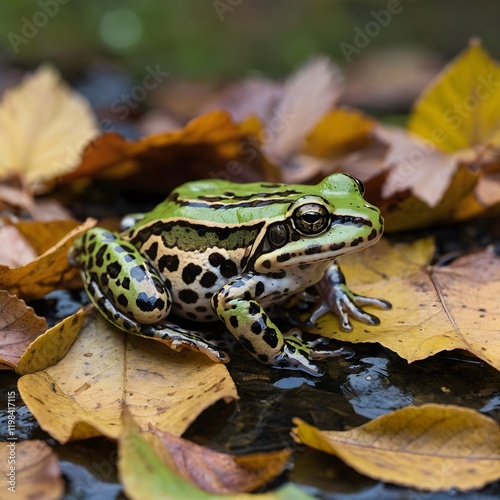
left=276, top=329, right=352, bottom=377
left=142, top=322, right=230, bottom=364
left=307, top=263, right=391, bottom=332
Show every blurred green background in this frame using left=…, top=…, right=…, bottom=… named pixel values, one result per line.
left=1, top=0, right=499, bottom=78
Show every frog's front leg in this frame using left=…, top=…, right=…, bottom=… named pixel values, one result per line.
left=212, top=275, right=339, bottom=376
left=307, top=261, right=391, bottom=331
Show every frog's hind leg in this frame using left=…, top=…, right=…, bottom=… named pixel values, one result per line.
left=85, top=279, right=229, bottom=363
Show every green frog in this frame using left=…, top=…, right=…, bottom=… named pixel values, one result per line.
left=69, top=174, right=390, bottom=376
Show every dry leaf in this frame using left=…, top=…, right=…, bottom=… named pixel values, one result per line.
left=0, top=218, right=96, bottom=299
left=376, top=125, right=460, bottom=207
left=305, top=238, right=500, bottom=370
left=0, top=224, right=37, bottom=267
left=0, top=440, right=63, bottom=499
left=292, top=404, right=500, bottom=491
left=17, top=308, right=88, bottom=375
left=408, top=41, right=500, bottom=153
left=18, top=312, right=237, bottom=443
left=0, top=291, right=47, bottom=369
left=119, top=413, right=311, bottom=499
left=148, top=427, right=291, bottom=494
left=263, top=57, right=343, bottom=165
left=61, top=110, right=245, bottom=189
left=0, top=65, right=98, bottom=189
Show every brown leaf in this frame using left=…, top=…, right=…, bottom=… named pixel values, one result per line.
left=0, top=440, right=63, bottom=499
left=18, top=312, right=237, bottom=443
left=0, top=218, right=96, bottom=299
left=148, top=427, right=291, bottom=494
left=0, top=224, right=37, bottom=267
left=61, top=111, right=245, bottom=190
left=292, top=404, right=500, bottom=491
left=0, top=291, right=47, bottom=369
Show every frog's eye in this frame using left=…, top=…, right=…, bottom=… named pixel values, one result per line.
left=268, top=222, right=288, bottom=248
left=293, top=203, right=330, bottom=235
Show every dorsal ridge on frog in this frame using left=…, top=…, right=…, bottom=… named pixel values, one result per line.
left=69, top=174, right=390, bottom=376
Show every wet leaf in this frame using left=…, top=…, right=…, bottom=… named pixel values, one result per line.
left=0, top=65, right=97, bottom=189
left=292, top=404, right=500, bottom=491
left=306, top=238, right=500, bottom=370
left=17, top=308, right=88, bottom=375
left=0, top=291, right=47, bottom=369
left=148, top=427, right=291, bottom=494
left=0, top=218, right=96, bottom=299
left=18, top=312, right=237, bottom=443
left=0, top=440, right=63, bottom=499
left=119, top=413, right=312, bottom=499
left=408, top=40, right=500, bottom=153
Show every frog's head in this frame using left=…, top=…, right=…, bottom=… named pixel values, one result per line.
left=253, top=174, right=383, bottom=272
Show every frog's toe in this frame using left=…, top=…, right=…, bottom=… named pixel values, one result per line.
left=275, top=345, right=324, bottom=377
left=353, top=293, right=392, bottom=310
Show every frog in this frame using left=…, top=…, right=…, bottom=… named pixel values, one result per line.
left=69, top=174, right=390, bottom=376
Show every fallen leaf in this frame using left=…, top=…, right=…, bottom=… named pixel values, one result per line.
left=0, top=218, right=96, bottom=299
left=0, top=224, right=37, bottom=267
left=61, top=110, right=245, bottom=189
left=18, top=312, right=237, bottom=443
left=0, top=65, right=98, bottom=190
left=17, top=308, right=88, bottom=375
left=376, top=125, right=460, bottom=207
left=148, top=427, right=291, bottom=494
left=379, top=164, right=479, bottom=232
left=408, top=40, right=500, bottom=153
left=11, top=219, right=82, bottom=255
left=263, top=57, right=343, bottom=165
left=119, top=413, right=312, bottom=499
left=305, top=108, right=375, bottom=159
left=305, top=238, right=500, bottom=370
left=292, top=404, right=500, bottom=491
left=0, top=440, right=63, bottom=499
left=0, top=291, right=47, bottom=369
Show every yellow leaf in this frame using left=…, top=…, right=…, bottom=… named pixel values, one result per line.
left=0, top=291, right=47, bottom=369
left=306, top=238, right=500, bottom=370
left=305, top=108, right=374, bottom=158
left=0, top=65, right=98, bottom=188
left=408, top=41, right=500, bottom=152
left=18, top=312, right=237, bottom=443
left=0, top=218, right=96, bottom=299
left=292, top=404, right=500, bottom=491
left=0, top=440, right=63, bottom=499
left=17, top=308, right=88, bottom=375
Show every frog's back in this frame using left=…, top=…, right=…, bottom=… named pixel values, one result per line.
left=136, top=179, right=308, bottom=227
